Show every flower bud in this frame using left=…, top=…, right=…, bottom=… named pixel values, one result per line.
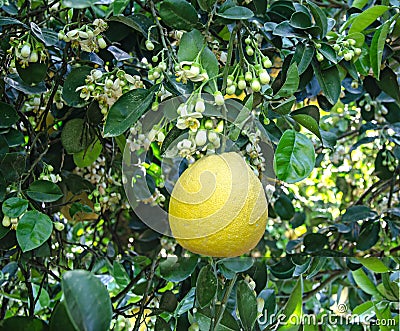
left=189, top=64, right=201, bottom=77
left=348, top=39, right=356, bottom=46
left=20, top=44, right=31, bottom=58
left=29, top=51, right=39, bottom=63
left=54, top=222, right=65, bottom=231
left=238, top=78, right=246, bottom=90
left=246, top=46, right=254, bottom=56
left=226, top=84, right=236, bottom=95
left=195, top=99, right=205, bottom=113
left=151, top=101, right=159, bottom=111
left=204, top=119, right=213, bottom=130
left=79, top=31, right=89, bottom=39
left=316, top=52, right=324, bottom=62
left=262, top=57, right=272, bottom=69
left=97, top=37, right=107, bottom=49
left=344, top=52, right=353, bottom=61
left=245, top=37, right=251, bottom=45
left=188, top=323, right=200, bottom=331
left=259, top=70, right=270, bottom=85
left=208, top=131, right=218, bottom=143
left=2, top=216, right=11, bottom=227
left=354, top=48, right=362, bottom=56
left=195, top=130, right=207, bottom=146
left=94, top=203, right=101, bottom=212
left=213, top=91, right=224, bottom=106
left=105, top=79, right=114, bottom=88
left=245, top=71, right=253, bottom=82
left=152, top=55, right=158, bottom=62
left=145, top=40, right=154, bottom=51
left=251, top=78, right=261, bottom=92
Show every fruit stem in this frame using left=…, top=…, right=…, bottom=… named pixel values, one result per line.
left=212, top=273, right=238, bottom=330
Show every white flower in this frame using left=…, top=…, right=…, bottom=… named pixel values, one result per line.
left=195, top=99, right=205, bottom=113
left=176, top=112, right=203, bottom=132
left=195, top=130, right=207, bottom=146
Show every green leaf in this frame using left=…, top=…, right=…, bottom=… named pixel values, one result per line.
left=373, top=302, right=394, bottom=331
left=274, top=195, right=295, bottom=220
left=16, top=61, right=48, bottom=85
left=112, top=261, right=130, bottom=288
left=278, top=276, right=303, bottom=330
left=370, top=21, right=390, bottom=79
left=275, top=63, right=299, bottom=98
left=49, top=302, right=77, bottom=331
left=62, top=270, right=112, bottom=331
left=159, top=291, right=178, bottom=312
left=220, top=257, right=254, bottom=272
left=273, top=130, right=316, bottom=184
left=356, top=257, right=389, bottom=273
left=61, top=119, right=94, bottom=154
left=26, top=180, right=63, bottom=203
left=348, top=5, right=389, bottom=34
left=307, top=0, right=328, bottom=37
left=292, top=43, right=314, bottom=75
left=0, top=223, right=10, bottom=240
left=291, top=114, right=321, bottom=141
left=108, top=15, right=155, bottom=39
left=352, top=268, right=380, bottom=296
left=290, top=12, right=313, bottom=29
left=312, top=62, right=341, bottom=105
left=217, top=6, right=254, bottom=20
left=103, top=87, right=155, bottom=137
left=62, top=0, right=96, bottom=8
left=356, top=221, right=380, bottom=251
left=271, top=96, right=296, bottom=115
left=236, top=281, right=258, bottom=331
left=196, top=265, right=217, bottom=308
left=318, top=44, right=337, bottom=64
left=0, top=17, right=26, bottom=27
left=30, top=22, right=58, bottom=47
left=113, top=0, right=129, bottom=14
left=303, top=233, right=328, bottom=253
left=159, top=0, right=199, bottom=30
left=342, top=205, right=377, bottom=223
left=0, top=316, right=49, bottom=331
left=197, top=0, right=217, bottom=12
left=200, top=47, right=219, bottom=79
left=4, top=74, right=47, bottom=95
left=347, top=32, right=365, bottom=48
left=194, top=306, right=240, bottom=331
left=376, top=67, right=400, bottom=102
left=0, top=102, right=18, bottom=128
left=16, top=211, right=53, bottom=252
left=62, top=66, right=93, bottom=107
left=73, top=139, right=102, bottom=168
left=159, top=256, right=198, bottom=282
left=352, top=0, right=368, bottom=9
left=2, top=197, right=28, bottom=218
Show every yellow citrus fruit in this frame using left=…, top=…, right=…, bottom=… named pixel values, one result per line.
left=168, top=152, right=268, bottom=257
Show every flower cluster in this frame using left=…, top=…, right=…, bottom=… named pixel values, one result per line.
left=245, top=129, right=266, bottom=177
left=327, top=35, right=362, bottom=62
left=23, top=88, right=64, bottom=113
left=58, top=19, right=108, bottom=53
left=7, top=33, right=47, bottom=68
left=175, top=61, right=209, bottom=84
left=76, top=68, right=144, bottom=115
left=225, top=36, right=272, bottom=95
left=381, top=150, right=397, bottom=173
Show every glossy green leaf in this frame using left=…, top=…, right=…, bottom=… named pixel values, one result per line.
left=26, top=180, right=63, bottom=202
left=62, top=270, right=112, bottom=331
left=275, top=63, right=299, bottom=98
left=49, top=302, right=77, bottom=331
left=196, top=265, right=217, bottom=309
left=290, top=12, right=312, bottom=29
left=274, top=195, right=295, bottom=220
left=159, top=0, right=198, bottom=30
left=356, top=221, right=380, bottom=251
left=291, top=114, right=321, bottom=141
left=318, top=43, right=337, bottom=63
left=236, top=280, right=258, bottom=331
left=62, top=0, right=96, bottom=8
left=376, top=67, right=400, bottom=102
left=217, top=6, right=254, bottom=20
left=292, top=43, right=314, bottom=75
left=61, top=119, right=94, bottom=154
left=16, top=61, right=48, bottom=85
left=274, top=130, right=316, bottom=183
left=278, top=276, right=303, bottom=330
left=348, top=5, right=389, bottom=34
left=112, top=261, right=130, bottom=288
left=62, top=66, right=93, bottom=107
left=303, top=233, right=328, bottom=253
left=2, top=197, right=28, bottom=218
left=16, top=211, right=53, bottom=252
left=103, top=87, right=155, bottom=137
left=198, top=0, right=217, bottom=12
left=108, top=15, right=155, bottom=39
left=113, top=0, right=129, bottom=14
left=356, top=257, right=389, bottom=273
left=312, top=62, right=341, bottom=105
left=0, top=102, right=18, bottom=128
left=159, top=256, right=198, bottom=282
left=352, top=268, right=380, bottom=296
left=370, top=21, right=390, bottom=79
left=4, top=74, right=47, bottom=94
left=373, top=302, right=393, bottom=331
left=0, top=316, right=49, bottom=331
left=347, top=32, right=365, bottom=48
left=307, top=0, right=328, bottom=37
left=352, top=0, right=368, bottom=9
left=73, top=139, right=102, bottom=168
left=220, top=257, right=254, bottom=272
left=342, top=205, right=377, bottom=223
left=194, top=306, right=240, bottom=331
left=271, top=96, right=296, bottom=115
left=30, top=22, right=58, bottom=46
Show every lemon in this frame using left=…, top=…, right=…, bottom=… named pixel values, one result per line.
left=169, top=152, right=268, bottom=257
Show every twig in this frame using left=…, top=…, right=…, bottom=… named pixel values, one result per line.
left=303, top=270, right=345, bottom=301
left=213, top=274, right=238, bottom=330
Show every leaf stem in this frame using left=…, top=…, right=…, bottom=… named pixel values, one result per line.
left=213, top=273, right=238, bottom=330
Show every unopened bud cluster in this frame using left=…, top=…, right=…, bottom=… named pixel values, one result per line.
left=7, top=33, right=47, bottom=68
left=58, top=19, right=108, bottom=53
left=331, top=37, right=362, bottom=62
left=76, top=69, right=144, bottom=115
